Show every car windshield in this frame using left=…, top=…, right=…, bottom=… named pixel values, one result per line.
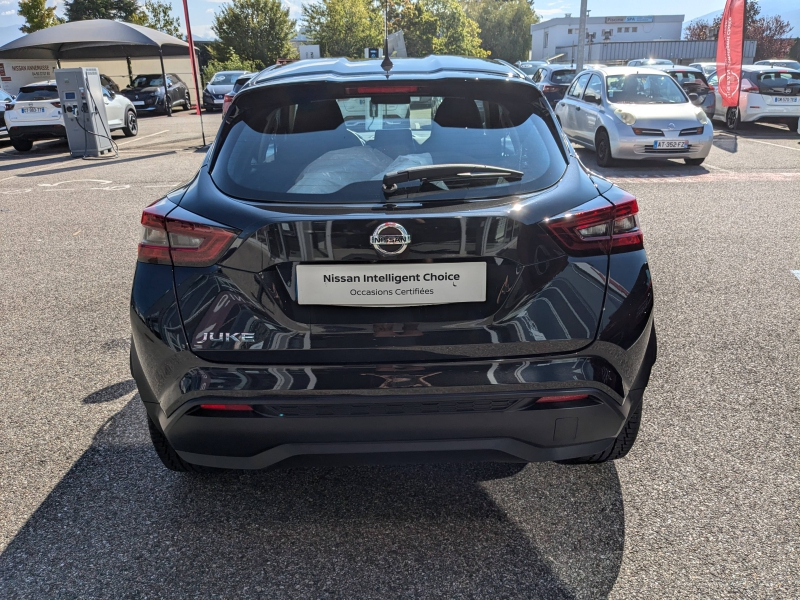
left=551, top=70, right=576, bottom=84
left=517, top=64, right=540, bottom=75
left=607, top=74, right=687, bottom=104
left=211, top=80, right=566, bottom=203
left=131, top=75, right=164, bottom=88
left=211, top=72, right=244, bottom=85
left=15, top=86, right=59, bottom=101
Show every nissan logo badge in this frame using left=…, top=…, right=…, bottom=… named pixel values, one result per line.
left=370, top=222, right=411, bottom=256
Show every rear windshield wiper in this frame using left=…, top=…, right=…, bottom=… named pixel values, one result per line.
left=382, top=164, right=524, bottom=193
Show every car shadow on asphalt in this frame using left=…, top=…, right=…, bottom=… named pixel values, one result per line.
left=574, top=147, right=712, bottom=176
left=0, top=396, right=625, bottom=599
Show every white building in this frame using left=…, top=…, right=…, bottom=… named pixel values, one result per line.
left=531, top=14, right=684, bottom=61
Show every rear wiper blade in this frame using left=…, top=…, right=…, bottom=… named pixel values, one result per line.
left=382, top=164, right=523, bottom=192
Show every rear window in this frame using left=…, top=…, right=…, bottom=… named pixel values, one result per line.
left=757, top=71, right=800, bottom=82
left=211, top=80, right=566, bottom=203
left=550, top=70, right=576, bottom=84
left=231, top=78, right=253, bottom=94
left=669, top=71, right=708, bottom=86
left=16, top=86, right=58, bottom=101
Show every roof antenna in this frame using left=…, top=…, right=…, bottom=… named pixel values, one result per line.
left=381, top=37, right=393, bottom=77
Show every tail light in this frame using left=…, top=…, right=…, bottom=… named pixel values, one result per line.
left=137, top=199, right=239, bottom=267
left=51, top=101, right=61, bottom=108
left=740, top=79, right=758, bottom=92
left=543, top=195, right=643, bottom=255
left=5, top=103, right=14, bottom=111
left=223, top=93, right=234, bottom=103
left=541, top=85, right=561, bottom=93
left=707, top=85, right=715, bottom=91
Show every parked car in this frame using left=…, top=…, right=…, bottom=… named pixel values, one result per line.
left=627, top=58, right=673, bottom=67
left=708, top=65, right=800, bottom=130
left=0, top=88, right=13, bottom=131
left=688, top=62, right=719, bottom=76
left=555, top=66, right=713, bottom=166
left=100, top=74, right=120, bottom=94
left=651, top=65, right=715, bottom=119
left=515, top=61, right=547, bottom=77
left=5, top=80, right=138, bottom=152
left=530, top=64, right=577, bottom=106
left=754, top=59, right=800, bottom=71
left=131, top=56, right=656, bottom=473
left=120, top=73, right=191, bottom=115
left=222, top=72, right=256, bottom=114
left=203, top=70, right=250, bottom=111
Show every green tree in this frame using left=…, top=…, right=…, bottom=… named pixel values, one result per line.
left=392, top=0, right=438, bottom=57
left=202, top=49, right=259, bottom=82
left=423, top=0, right=487, bottom=57
left=17, top=0, right=63, bottom=33
left=212, top=0, right=296, bottom=69
left=65, top=0, right=139, bottom=21
left=302, top=0, right=383, bottom=58
left=129, top=0, right=181, bottom=37
left=466, top=0, right=538, bottom=61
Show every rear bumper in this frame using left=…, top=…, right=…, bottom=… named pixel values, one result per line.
left=8, top=124, right=66, bottom=140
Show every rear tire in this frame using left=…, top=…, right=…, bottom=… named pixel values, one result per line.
left=595, top=129, right=615, bottom=167
left=786, top=117, right=799, bottom=132
left=11, top=138, right=33, bottom=152
left=183, top=92, right=192, bottom=111
left=557, top=401, right=643, bottom=464
left=725, top=107, right=740, bottom=130
left=147, top=417, right=216, bottom=472
left=684, top=157, right=705, bottom=166
left=122, top=110, right=138, bottom=137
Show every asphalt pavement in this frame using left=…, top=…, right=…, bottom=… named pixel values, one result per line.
left=0, top=113, right=798, bottom=599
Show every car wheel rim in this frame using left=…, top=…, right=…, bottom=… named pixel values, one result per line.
left=129, top=114, right=137, bottom=134
left=598, top=139, right=607, bottom=162
left=727, top=109, right=737, bottom=128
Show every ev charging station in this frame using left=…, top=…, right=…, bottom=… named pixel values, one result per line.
left=55, top=67, right=114, bottom=157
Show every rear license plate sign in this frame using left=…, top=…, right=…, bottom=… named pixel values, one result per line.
left=773, top=97, right=798, bottom=103
left=132, top=101, right=145, bottom=106
left=654, top=140, right=688, bottom=149
left=296, top=262, right=487, bottom=306
left=21, top=107, right=45, bottom=114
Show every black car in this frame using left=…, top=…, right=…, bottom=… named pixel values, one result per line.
left=652, top=65, right=716, bottom=119
left=131, top=56, right=656, bottom=472
left=120, top=73, right=191, bottom=114
left=531, top=65, right=577, bottom=106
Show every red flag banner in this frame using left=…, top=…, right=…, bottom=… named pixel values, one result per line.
left=716, top=0, right=746, bottom=107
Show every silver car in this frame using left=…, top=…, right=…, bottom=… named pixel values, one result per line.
left=555, top=66, right=713, bottom=167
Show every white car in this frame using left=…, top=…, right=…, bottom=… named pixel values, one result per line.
left=555, top=66, right=713, bottom=167
left=708, top=66, right=800, bottom=131
left=4, top=80, right=138, bottom=152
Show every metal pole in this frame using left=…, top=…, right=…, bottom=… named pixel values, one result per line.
left=180, top=0, right=207, bottom=145
left=576, top=0, right=588, bottom=72
left=158, top=50, right=171, bottom=118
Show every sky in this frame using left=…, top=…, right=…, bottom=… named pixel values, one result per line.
left=0, top=0, right=797, bottom=45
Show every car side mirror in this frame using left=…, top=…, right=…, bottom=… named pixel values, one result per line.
left=108, top=89, right=116, bottom=98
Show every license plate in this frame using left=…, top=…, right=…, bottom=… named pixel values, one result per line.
left=296, top=262, right=487, bottom=306
left=132, top=101, right=145, bottom=106
left=21, top=107, right=45, bottom=114
left=214, top=98, right=223, bottom=103
left=773, top=97, right=798, bottom=103
left=654, top=140, right=688, bottom=149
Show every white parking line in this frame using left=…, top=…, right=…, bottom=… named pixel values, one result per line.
left=792, top=270, right=800, bottom=282
left=717, top=132, right=800, bottom=152
left=704, top=164, right=733, bottom=173
left=116, top=129, right=169, bottom=147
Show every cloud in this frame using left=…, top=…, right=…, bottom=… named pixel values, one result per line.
left=206, top=8, right=214, bottom=12
left=1, top=9, right=16, bottom=14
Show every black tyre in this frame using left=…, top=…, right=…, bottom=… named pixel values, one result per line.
left=122, top=110, right=138, bottom=137
left=684, top=157, right=705, bottom=166
left=147, top=417, right=216, bottom=472
left=558, top=401, right=643, bottom=464
left=183, top=92, right=192, bottom=111
left=725, top=107, right=740, bottom=130
left=786, top=117, right=799, bottom=132
left=595, top=129, right=615, bottom=167
left=164, top=99, right=173, bottom=116
left=11, top=137, right=33, bottom=152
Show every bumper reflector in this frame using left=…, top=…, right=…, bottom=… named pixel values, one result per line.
left=535, top=394, right=589, bottom=404
left=199, top=404, right=253, bottom=411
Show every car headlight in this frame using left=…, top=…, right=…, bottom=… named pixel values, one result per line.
left=614, top=108, right=636, bottom=126
left=695, top=109, right=709, bottom=125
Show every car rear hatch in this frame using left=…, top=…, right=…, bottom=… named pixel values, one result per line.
left=155, top=75, right=632, bottom=365
left=754, top=71, right=800, bottom=98
left=7, top=85, right=62, bottom=123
